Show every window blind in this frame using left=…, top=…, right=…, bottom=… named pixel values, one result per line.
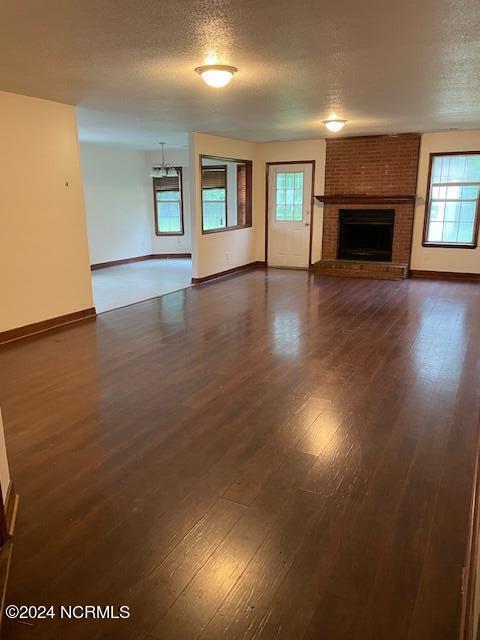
left=237, top=165, right=247, bottom=225
left=202, top=166, right=227, bottom=189
left=153, top=171, right=181, bottom=192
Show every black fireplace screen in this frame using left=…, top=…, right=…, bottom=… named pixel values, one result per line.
left=338, top=209, right=394, bottom=262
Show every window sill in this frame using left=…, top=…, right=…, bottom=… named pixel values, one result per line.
left=422, top=242, right=478, bottom=249
left=155, top=231, right=185, bottom=237
left=202, top=224, right=252, bottom=235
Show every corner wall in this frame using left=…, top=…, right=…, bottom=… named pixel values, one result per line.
left=411, top=130, right=480, bottom=274
left=0, top=91, right=93, bottom=333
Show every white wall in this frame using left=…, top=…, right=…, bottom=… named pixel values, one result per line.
left=190, top=133, right=258, bottom=279
left=80, top=143, right=153, bottom=264
left=0, top=91, right=93, bottom=332
left=145, top=148, right=192, bottom=255
left=81, top=145, right=192, bottom=264
left=255, top=140, right=326, bottom=264
left=411, top=130, right=480, bottom=274
left=81, top=144, right=152, bottom=264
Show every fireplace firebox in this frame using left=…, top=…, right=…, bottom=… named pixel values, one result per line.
left=338, top=209, right=394, bottom=262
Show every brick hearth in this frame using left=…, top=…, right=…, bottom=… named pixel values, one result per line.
left=314, top=259, right=408, bottom=280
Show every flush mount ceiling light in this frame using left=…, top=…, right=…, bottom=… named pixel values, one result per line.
left=151, top=142, right=178, bottom=178
left=323, top=118, right=347, bottom=133
left=195, top=64, right=238, bottom=88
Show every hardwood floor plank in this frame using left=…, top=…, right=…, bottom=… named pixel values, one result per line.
left=198, top=489, right=324, bottom=640
left=222, top=396, right=328, bottom=505
left=150, top=450, right=316, bottom=640
left=407, top=319, right=480, bottom=640
left=0, top=271, right=478, bottom=639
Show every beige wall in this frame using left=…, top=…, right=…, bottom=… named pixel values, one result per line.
left=255, top=140, right=326, bottom=263
left=189, top=134, right=327, bottom=279
left=0, top=91, right=93, bottom=332
left=411, top=130, right=480, bottom=273
left=81, top=144, right=152, bottom=264
left=189, top=133, right=258, bottom=279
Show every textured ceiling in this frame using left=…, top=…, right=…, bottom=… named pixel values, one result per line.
left=1, top=0, right=480, bottom=148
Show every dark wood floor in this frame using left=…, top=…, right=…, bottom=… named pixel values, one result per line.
left=0, top=269, right=479, bottom=639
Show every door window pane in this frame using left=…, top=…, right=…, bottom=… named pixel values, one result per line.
left=275, top=172, right=304, bottom=221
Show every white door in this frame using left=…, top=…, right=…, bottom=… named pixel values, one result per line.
left=267, top=163, right=312, bottom=268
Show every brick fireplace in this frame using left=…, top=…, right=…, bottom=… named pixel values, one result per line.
left=314, top=134, right=420, bottom=279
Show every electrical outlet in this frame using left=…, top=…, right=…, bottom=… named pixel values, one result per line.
left=225, top=251, right=231, bottom=261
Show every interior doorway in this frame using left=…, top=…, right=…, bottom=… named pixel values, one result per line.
left=80, top=142, right=193, bottom=314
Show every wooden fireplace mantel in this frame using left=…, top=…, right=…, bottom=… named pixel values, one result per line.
left=314, top=194, right=417, bottom=205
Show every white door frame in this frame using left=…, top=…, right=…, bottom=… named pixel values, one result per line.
left=265, top=160, right=315, bottom=268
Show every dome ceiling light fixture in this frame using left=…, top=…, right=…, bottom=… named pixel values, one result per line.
left=323, top=118, right=347, bottom=133
left=195, top=64, right=238, bottom=88
left=151, top=142, right=178, bottom=178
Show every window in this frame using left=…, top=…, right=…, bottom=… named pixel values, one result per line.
left=275, top=171, right=304, bottom=221
left=424, top=153, right=480, bottom=247
left=201, top=166, right=227, bottom=231
left=153, top=168, right=184, bottom=235
left=200, top=156, right=252, bottom=233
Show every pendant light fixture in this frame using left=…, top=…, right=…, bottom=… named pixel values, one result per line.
left=151, top=142, right=178, bottom=178
left=195, top=64, right=238, bottom=88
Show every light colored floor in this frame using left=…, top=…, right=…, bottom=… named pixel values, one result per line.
left=92, top=258, right=192, bottom=313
